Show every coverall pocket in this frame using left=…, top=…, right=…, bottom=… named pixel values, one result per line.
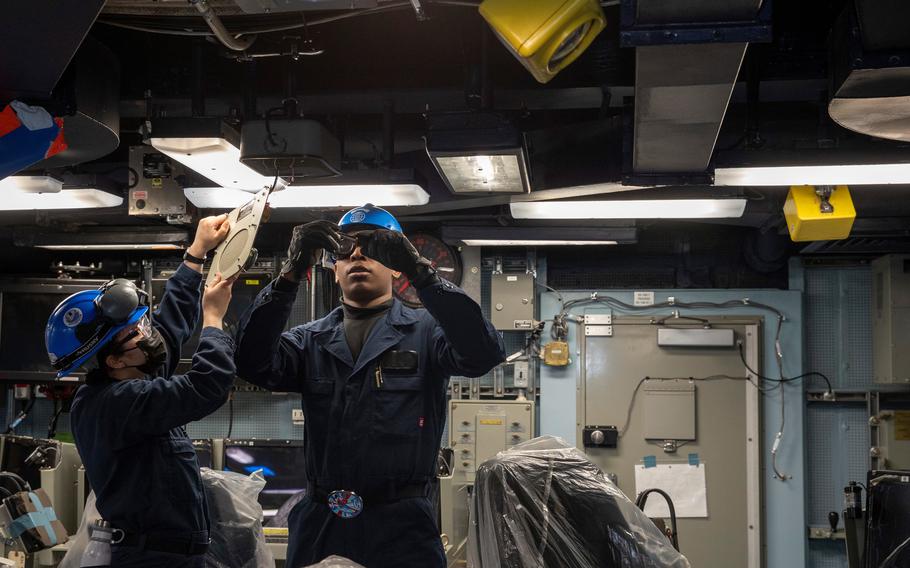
left=374, top=376, right=424, bottom=440
left=159, top=438, right=204, bottom=505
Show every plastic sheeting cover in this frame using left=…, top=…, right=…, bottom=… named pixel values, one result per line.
left=202, top=468, right=274, bottom=568
left=305, top=556, right=366, bottom=568
left=60, top=469, right=274, bottom=568
left=469, top=436, right=691, bottom=568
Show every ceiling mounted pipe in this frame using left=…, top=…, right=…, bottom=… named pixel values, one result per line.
left=189, top=0, right=256, bottom=51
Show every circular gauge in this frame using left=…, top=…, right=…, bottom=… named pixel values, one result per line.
left=393, top=233, right=463, bottom=307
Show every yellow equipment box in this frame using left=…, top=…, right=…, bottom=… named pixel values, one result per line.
left=783, top=184, right=856, bottom=242
left=543, top=340, right=570, bottom=366
left=480, top=0, right=606, bottom=84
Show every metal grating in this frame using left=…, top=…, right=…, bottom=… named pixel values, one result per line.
left=806, top=267, right=874, bottom=389
left=807, top=405, right=870, bottom=526
left=841, top=270, right=874, bottom=389
left=805, top=265, right=874, bottom=568
left=186, top=392, right=303, bottom=440
left=808, top=540, right=849, bottom=568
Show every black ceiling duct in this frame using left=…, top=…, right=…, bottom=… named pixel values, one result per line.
left=0, top=0, right=105, bottom=102
left=828, top=0, right=910, bottom=142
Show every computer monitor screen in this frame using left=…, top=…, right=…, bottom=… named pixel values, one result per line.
left=222, top=440, right=305, bottom=518
left=0, top=436, right=58, bottom=491
left=193, top=439, right=213, bottom=469
left=865, top=470, right=910, bottom=568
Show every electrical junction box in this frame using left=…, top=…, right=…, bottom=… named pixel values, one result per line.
left=491, top=272, right=534, bottom=330
left=642, top=379, right=696, bottom=441
left=873, top=255, right=910, bottom=383
left=480, top=0, right=606, bottom=84
left=449, top=400, right=534, bottom=483
left=783, top=184, right=856, bottom=242
left=128, top=146, right=187, bottom=217
left=543, top=340, right=570, bottom=366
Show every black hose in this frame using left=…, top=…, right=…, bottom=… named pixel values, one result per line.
left=636, top=488, right=680, bottom=551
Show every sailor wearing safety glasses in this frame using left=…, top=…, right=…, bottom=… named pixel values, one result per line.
left=46, top=214, right=236, bottom=568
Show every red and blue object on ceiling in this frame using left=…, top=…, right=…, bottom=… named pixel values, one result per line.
left=0, top=100, right=67, bottom=180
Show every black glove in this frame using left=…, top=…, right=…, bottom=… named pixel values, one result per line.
left=281, top=221, right=343, bottom=280
left=358, top=230, right=439, bottom=289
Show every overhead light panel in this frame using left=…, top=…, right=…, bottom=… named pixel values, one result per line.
left=184, top=184, right=430, bottom=209
left=0, top=175, right=63, bottom=193
left=426, top=112, right=530, bottom=195
left=462, top=239, right=618, bottom=246
left=37, top=244, right=183, bottom=251
left=510, top=199, right=747, bottom=219
left=150, top=118, right=279, bottom=190
left=714, top=163, right=910, bottom=186
left=441, top=225, right=636, bottom=246
left=0, top=177, right=121, bottom=210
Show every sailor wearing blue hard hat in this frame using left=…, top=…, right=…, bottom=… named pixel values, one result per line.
left=234, top=204, right=505, bottom=568
left=47, top=214, right=237, bottom=568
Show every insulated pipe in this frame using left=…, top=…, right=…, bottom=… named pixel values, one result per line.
left=188, top=0, right=255, bottom=52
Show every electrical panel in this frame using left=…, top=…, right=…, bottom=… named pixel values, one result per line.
left=490, top=272, right=534, bottom=330
left=128, top=146, right=188, bottom=217
left=873, top=255, right=910, bottom=384
left=448, top=399, right=534, bottom=483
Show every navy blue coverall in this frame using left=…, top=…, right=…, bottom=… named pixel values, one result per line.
left=235, top=278, right=504, bottom=568
left=71, top=264, right=235, bottom=568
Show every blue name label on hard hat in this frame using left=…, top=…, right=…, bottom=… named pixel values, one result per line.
left=327, top=490, right=363, bottom=519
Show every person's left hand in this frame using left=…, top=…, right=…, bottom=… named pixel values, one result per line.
left=357, top=229, right=435, bottom=281
left=189, top=214, right=231, bottom=258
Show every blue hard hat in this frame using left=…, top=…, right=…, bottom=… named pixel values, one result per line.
left=338, top=203, right=402, bottom=233
left=46, top=279, right=150, bottom=378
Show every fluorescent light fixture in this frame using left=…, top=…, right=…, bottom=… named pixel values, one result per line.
left=36, top=244, right=183, bottom=251
left=184, top=184, right=430, bottom=209
left=0, top=175, right=63, bottom=193
left=16, top=227, right=188, bottom=250
left=714, top=163, right=910, bottom=186
left=0, top=186, right=122, bottom=211
left=510, top=199, right=747, bottom=219
left=440, top=225, right=637, bottom=246
left=462, top=239, right=618, bottom=246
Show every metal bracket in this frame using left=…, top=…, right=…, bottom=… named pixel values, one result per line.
left=469, top=376, right=481, bottom=400
left=492, top=366, right=505, bottom=398
left=619, top=0, right=773, bottom=47
left=816, top=185, right=835, bottom=214
left=409, top=0, right=428, bottom=21
left=585, top=325, right=614, bottom=337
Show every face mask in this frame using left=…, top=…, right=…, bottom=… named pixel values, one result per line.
left=117, top=329, right=168, bottom=375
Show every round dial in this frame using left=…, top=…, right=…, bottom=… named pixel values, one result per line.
left=393, top=233, right=463, bottom=307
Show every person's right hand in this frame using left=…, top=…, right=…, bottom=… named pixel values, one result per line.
left=202, top=273, right=237, bottom=329
left=190, top=214, right=232, bottom=257
left=280, top=220, right=344, bottom=281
